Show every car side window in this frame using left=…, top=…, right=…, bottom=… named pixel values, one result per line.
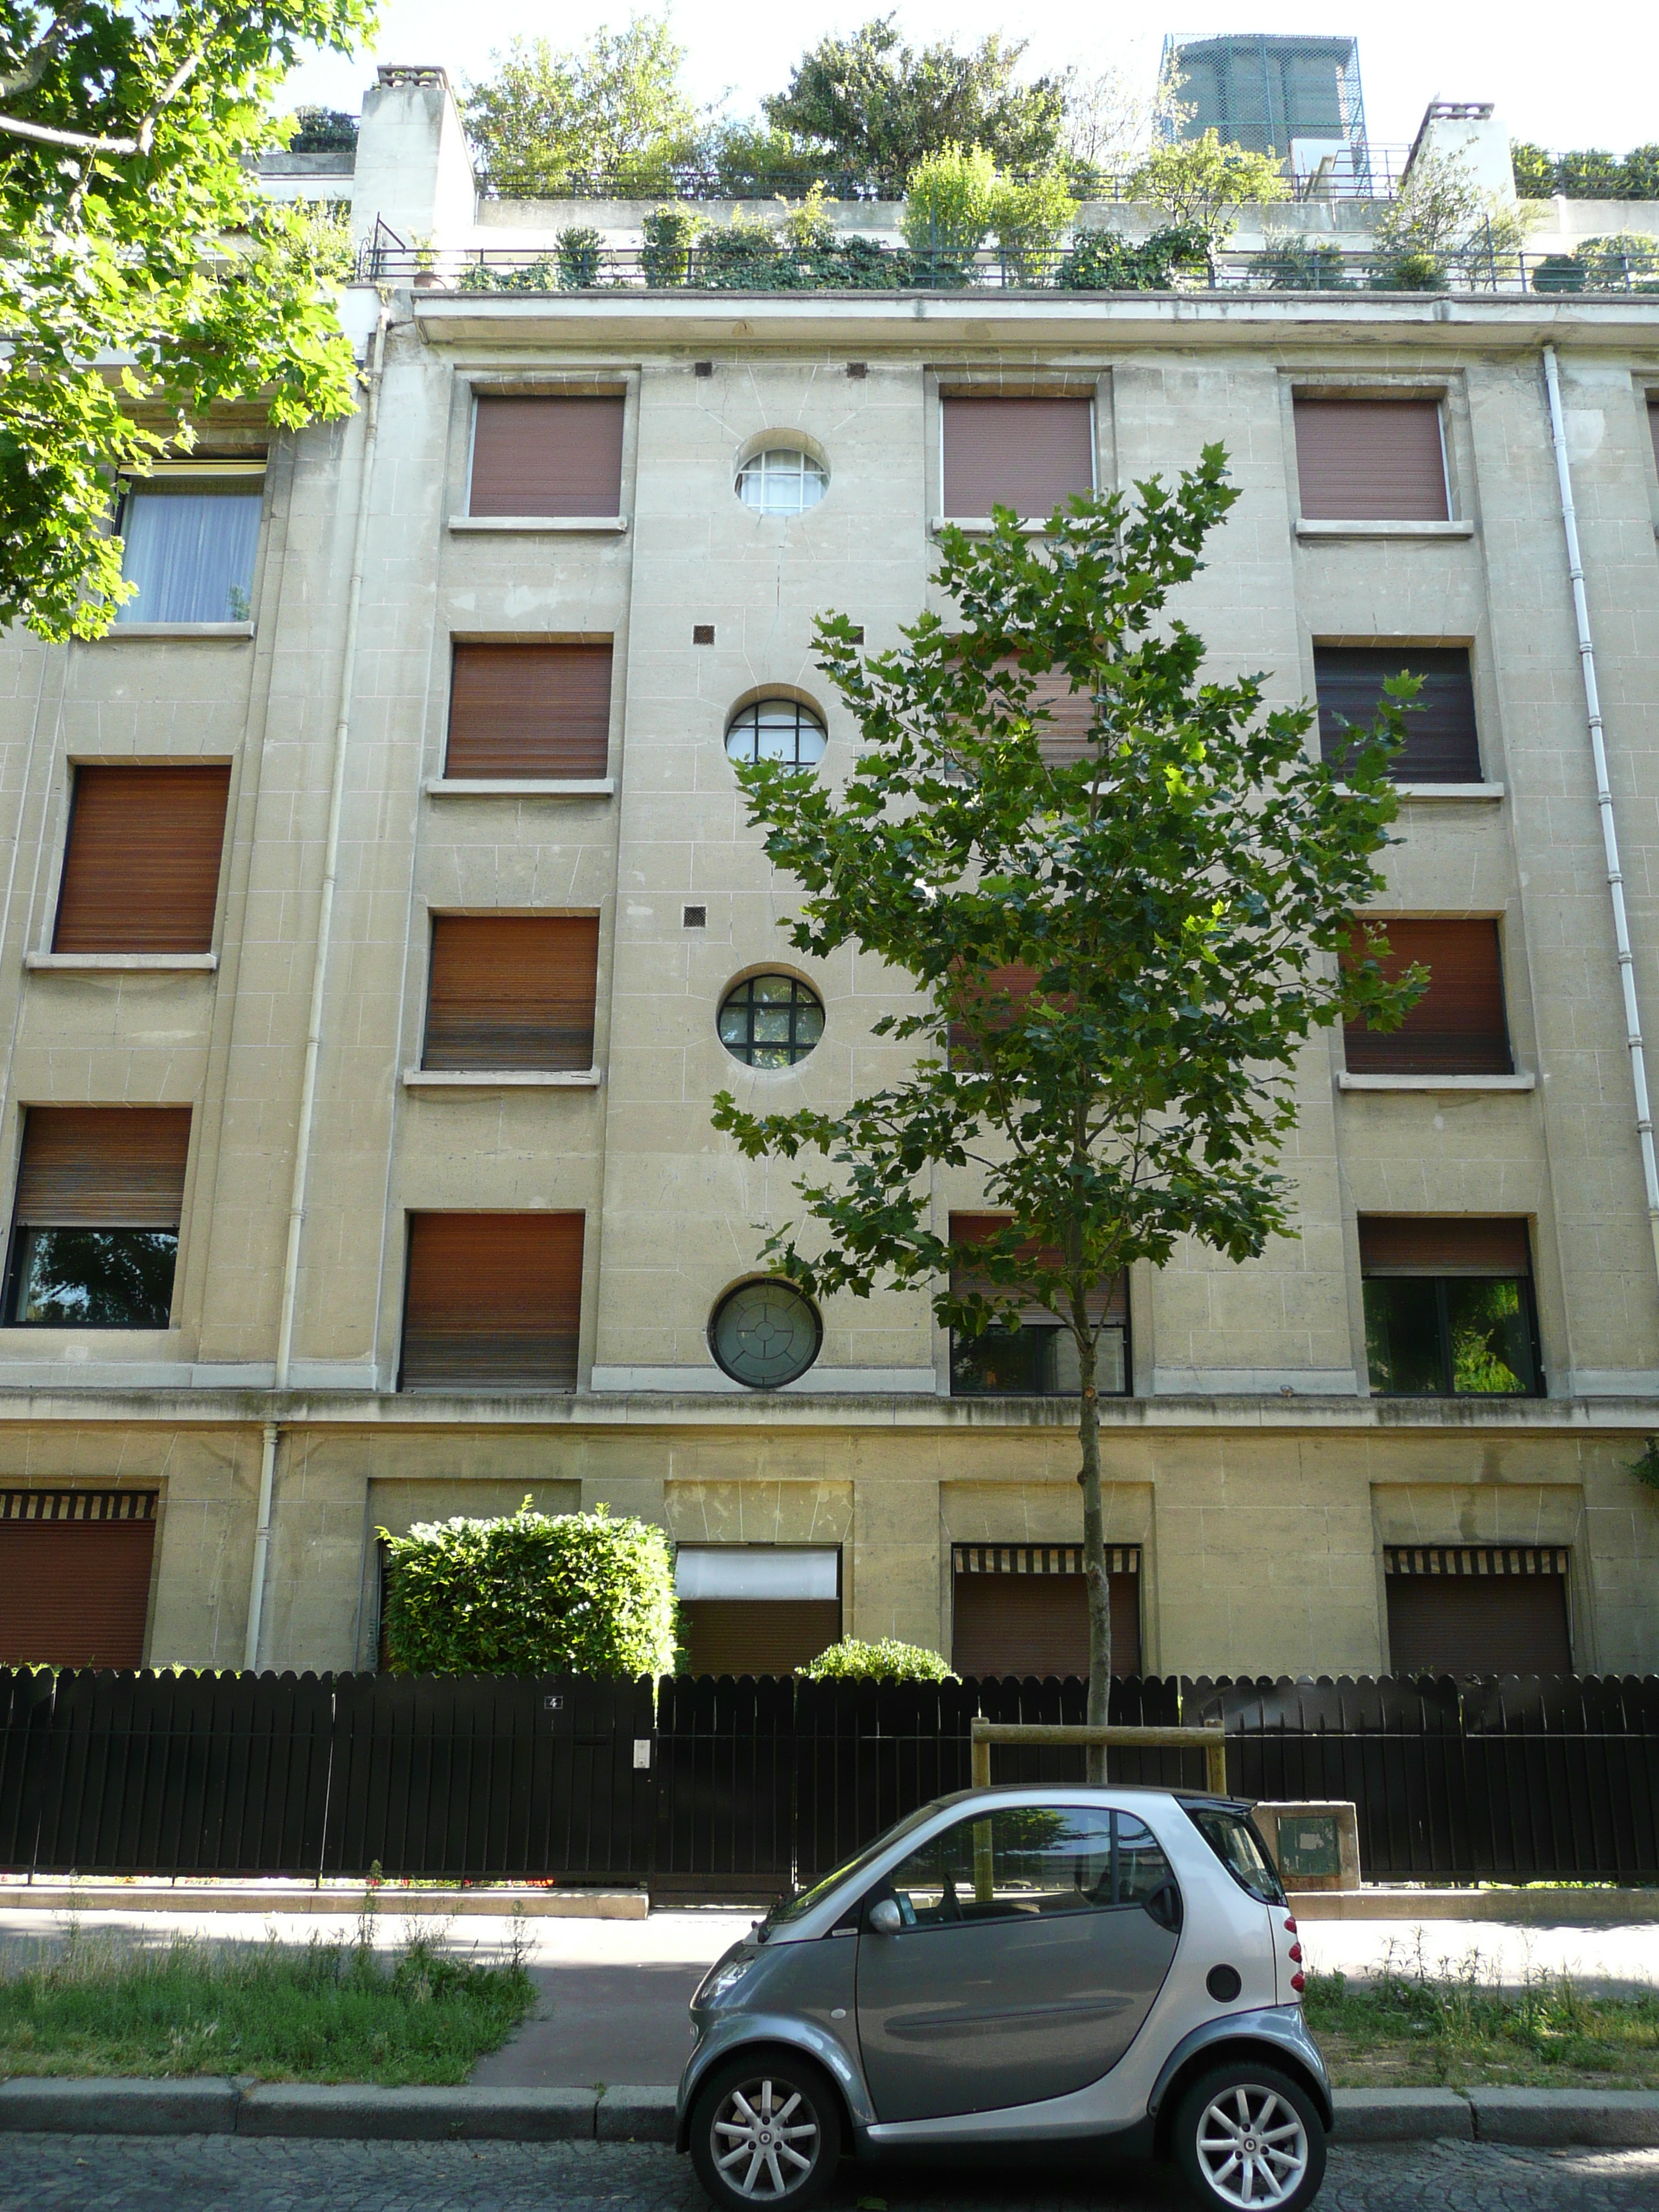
left=881, top=1806, right=1177, bottom=1930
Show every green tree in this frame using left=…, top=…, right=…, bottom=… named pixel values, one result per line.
left=1370, top=149, right=1522, bottom=290
left=1129, top=130, right=1288, bottom=276
left=0, top=0, right=374, bottom=644
left=711, top=459, right=1422, bottom=1750
left=461, top=14, right=703, bottom=192
left=762, top=15, right=1066, bottom=192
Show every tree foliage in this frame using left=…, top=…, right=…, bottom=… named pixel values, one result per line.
left=1371, top=149, right=1522, bottom=289
left=1129, top=130, right=1288, bottom=271
left=762, top=15, right=1066, bottom=192
left=0, top=0, right=373, bottom=643
left=461, top=14, right=703, bottom=192
left=710, top=457, right=1423, bottom=1752
left=380, top=1502, right=678, bottom=1676
left=1511, top=140, right=1659, bottom=200
left=802, top=1638, right=958, bottom=1682
left=901, top=143, right=1074, bottom=275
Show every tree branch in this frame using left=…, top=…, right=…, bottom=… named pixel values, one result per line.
left=0, top=9, right=78, bottom=101
left=0, top=110, right=138, bottom=151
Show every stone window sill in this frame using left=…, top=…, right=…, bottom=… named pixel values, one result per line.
left=932, top=516, right=1052, bottom=536
left=448, top=516, right=627, bottom=534
left=402, top=1068, right=602, bottom=1089
left=1338, top=1072, right=1536, bottom=1092
left=1297, top=518, right=1474, bottom=540
left=423, top=778, right=613, bottom=798
left=1393, top=783, right=1504, bottom=803
left=102, top=622, right=256, bottom=639
left=26, top=952, right=217, bottom=972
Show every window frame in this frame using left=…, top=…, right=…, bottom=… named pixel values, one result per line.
left=936, top=391, right=1100, bottom=523
left=716, top=973, right=826, bottom=1069
left=112, top=462, right=268, bottom=628
left=1361, top=1269, right=1545, bottom=1399
left=724, top=698, right=828, bottom=770
left=1288, top=385, right=1455, bottom=524
left=734, top=447, right=830, bottom=516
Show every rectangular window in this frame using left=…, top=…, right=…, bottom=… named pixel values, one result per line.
left=1384, top=1545, right=1571, bottom=1675
left=399, top=1211, right=583, bottom=1389
left=942, top=397, right=1094, bottom=518
left=887, top=1803, right=1166, bottom=1925
left=468, top=395, right=624, bottom=518
left=54, top=765, right=231, bottom=954
left=445, top=642, right=612, bottom=779
left=1315, top=646, right=1481, bottom=783
left=950, top=1544, right=1142, bottom=1678
left=948, top=1213, right=1129, bottom=1397
left=4, top=1107, right=190, bottom=1328
left=1293, top=397, right=1449, bottom=521
left=673, top=1546, right=842, bottom=1677
left=1359, top=1216, right=1541, bottom=1397
left=423, top=915, right=599, bottom=1071
left=0, top=1491, right=158, bottom=1667
left=1343, top=918, right=1511, bottom=1074
left=114, top=471, right=264, bottom=623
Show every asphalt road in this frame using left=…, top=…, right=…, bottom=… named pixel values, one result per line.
left=5, top=2135, right=1659, bottom=2212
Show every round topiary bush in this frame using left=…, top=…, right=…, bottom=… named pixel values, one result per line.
left=802, top=1637, right=958, bottom=1683
left=379, top=1501, right=677, bottom=1675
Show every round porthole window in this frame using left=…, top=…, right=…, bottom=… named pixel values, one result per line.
left=735, top=449, right=828, bottom=515
left=718, top=974, right=824, bottom=1068
left=710, top=1279, right=822, bottom=1388
left=725, top=698, right=827, bottom=770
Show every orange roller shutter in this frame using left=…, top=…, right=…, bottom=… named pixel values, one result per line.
left=1357, top=1217, right=1532, bottom=1276
left=942, top=397, right=1095, bottom=518
left=1294, top=397, right=1449, bottom=521
left=0, top=1496, right=158, bottom=1667
left=423, top=915, right=599, bottom=1071
left=13, top=1107, right=191, bottom=1227
left=1343, top=917, right=1510, bottom=1074
left=54, top=765, right=230, bottom=953
left=446, top=644, right=612, bottom=778
left=469, top=396, right=624, bottom=517
left=400, top=1212, right=584, bottom=1388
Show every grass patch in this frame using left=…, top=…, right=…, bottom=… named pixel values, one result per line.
left=0, top=1915, right=536, bottom=2084
left=1305, top=1938, right=1659, bottom=2090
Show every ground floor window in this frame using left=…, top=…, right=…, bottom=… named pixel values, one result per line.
left=0, top=1490, right=157, bottom=1666
left=950, top=1544, right=1142, bottom=1678
left=1359, top=1217, right=1542, bottom=1397
left=1384, top=1545, right=1572, bottom=1676
left=948, top=1213, right=1130, bottom=1398
left=673, top=1545, right=842, bottom=1677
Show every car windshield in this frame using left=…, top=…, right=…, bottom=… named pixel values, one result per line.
left=760, top=1804, right=940, bottom=1933
left=1184, top=1804, right=1287, bottom=1906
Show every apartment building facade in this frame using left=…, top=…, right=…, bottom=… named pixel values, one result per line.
left=2, top=71, right=1658, bottom=1684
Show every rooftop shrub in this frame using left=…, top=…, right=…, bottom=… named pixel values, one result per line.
left=802, top=1637, right=958, bottom=1682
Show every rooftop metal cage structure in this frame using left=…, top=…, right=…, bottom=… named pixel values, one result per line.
left=1161, top=31, right=1371, bottom=191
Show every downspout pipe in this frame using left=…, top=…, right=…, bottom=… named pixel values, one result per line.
left=1542, top=344, right=1659, bottom=1290
left=244, top=299, right=390, bottom=1673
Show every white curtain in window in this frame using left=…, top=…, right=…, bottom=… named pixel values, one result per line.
left=116, top=481, right=263, bottom=623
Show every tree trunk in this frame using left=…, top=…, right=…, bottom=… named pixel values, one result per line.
left=1076, top=1325, right=1112, bottom=1784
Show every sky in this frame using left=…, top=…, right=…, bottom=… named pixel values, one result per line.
left=276, top=1, right=1659, bottom=158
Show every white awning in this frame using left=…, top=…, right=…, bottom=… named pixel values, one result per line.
left=675, top=1546, right=840, bottom=1601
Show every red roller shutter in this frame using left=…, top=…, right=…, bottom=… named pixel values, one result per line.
left=1294, top=398, right=1449, bottom=521
left=13, top=1107, right=191, bottom=1227
left=0, top=1491, right=157, bottom=1666
left=400, top=1212, right=584, bottom=1389
left=950, top=1545, right=1141, bottom=1677
left=1343, top=918, right=1511, bottom=1074
left=1359, top=1218, right=1532, bottom=1276
left=469, top=396, right=624, bottom=517
left=423, top=916, right=600, bottom=1071
left=942, top=397, right=1094, bottom=518
left=446, top=644, right=612, bottom=778
left=54, top=765, right=231, bottom=954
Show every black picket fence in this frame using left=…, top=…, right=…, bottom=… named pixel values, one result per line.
left=2, top=1669, right=1656, bottom=1889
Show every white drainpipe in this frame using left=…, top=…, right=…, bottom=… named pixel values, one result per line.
left=1542, top=343, right=1659, bottom=1290
left=244, top=299, right=390, bottom=1672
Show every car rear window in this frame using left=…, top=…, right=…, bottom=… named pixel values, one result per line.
left=1185, top=1805, right=1287, bottom=1905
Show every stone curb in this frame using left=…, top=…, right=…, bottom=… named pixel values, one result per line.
left=0, top=1884, right=649, bottom=1919
left=0, top=2080, right=1654, bottom=2148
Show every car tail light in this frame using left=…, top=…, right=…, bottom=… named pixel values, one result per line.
left=1288, top=1943, right=1303, bottom=1962
left=1283, top=1916, right=1298, bottom=1933
left=1290, top=1972, right=1305, bottom=1994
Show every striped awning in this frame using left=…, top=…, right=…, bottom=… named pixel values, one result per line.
left=1384, top=1545, right=1568, bottom=1578
left=0, top=1491, right=156, bottom=1523
left=952, top=1543, right=1139, bottom=1576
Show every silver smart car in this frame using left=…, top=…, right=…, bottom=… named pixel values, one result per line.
left=677, top=1787, right=1330, bottom=2212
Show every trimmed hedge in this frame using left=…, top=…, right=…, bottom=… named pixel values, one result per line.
left=379, top=1502, right=677, bottom=1676
left=802, top=1637, right=958, bottom=1683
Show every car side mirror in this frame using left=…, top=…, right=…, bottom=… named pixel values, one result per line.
left=867, top=1897, right=902, bottom=1936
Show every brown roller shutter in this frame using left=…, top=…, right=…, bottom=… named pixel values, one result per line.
left=1343, top=918, right=1510, bottom=1074
left=469, top=396, right=624, bottom=517
left=423, top=916, right=599, bottom=1071
left=943, top=397, right=1094, bottom=518
left=1294, top=398, right=1449, bottom=521
left=400, top=1211, right=583, bottom=1389
left=947, top=961, right=1041, bottom=1063
left=678, top=1599, right=842, bottom=1677
left=446, top=644, right=611, bottom=778
left=1385, top=1549, right=1570, bottom=1675
left=950, top=1213, right=1128, bottom=1326
left=53, top=765, right=230, bottom=954
left=950, top=1548, right=1141, bottom=1678
left=1359, top=1217, right=1532, bottom=1276
left=1315, top=647, right=1480, bottom=783
left=0, top=1491, right=156, bottom=1665
left=13, top=1107, right=191, bottom=1227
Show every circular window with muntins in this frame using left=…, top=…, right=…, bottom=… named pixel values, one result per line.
left=725, top=698, right=827, bottom=769
left=718, top=974, right=824, bottom=1067
left=735, top=449, right=828, bottom=514
left=710, top=1279, right=822, bottom=1388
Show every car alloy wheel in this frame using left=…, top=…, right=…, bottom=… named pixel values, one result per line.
left=691, top=2055, right=840, bottom=2212
left=1195, top=2082, right=1309, bottom=2207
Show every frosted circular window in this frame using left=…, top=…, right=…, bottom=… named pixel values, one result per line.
left=718, top=974, right=824, bottom=1067
left=736, top=449, right=827, bottom=514
left=726, top=698, right=827, bottom=769
left=710, top=1279, right=822, bottom=1388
